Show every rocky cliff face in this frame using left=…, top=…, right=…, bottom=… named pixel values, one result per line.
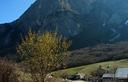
left=1, top=0, right=128, bottom=55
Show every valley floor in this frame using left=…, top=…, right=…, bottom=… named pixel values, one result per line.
left=53, top=59, right=128, bottom=77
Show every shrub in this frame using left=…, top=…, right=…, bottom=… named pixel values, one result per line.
left=0, top=58, right=18, bottom=82
left=91, top=65, right=105, bottom=77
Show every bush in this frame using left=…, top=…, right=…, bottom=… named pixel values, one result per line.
left=91, top=65, right=105, bottom=77
left=0, top=58, right=18, bottom=82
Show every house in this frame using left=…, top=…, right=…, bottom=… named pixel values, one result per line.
left=76, top=73, right=85, bottom=80
left=102, top=74, right=115, bottom=82
left=67, top=73, right=85, bottom=80
left=115, top=68, right=128, bottom=82
left=102, top=68, right=128, bottom=82
left=71, top=80, right=86, bottom=82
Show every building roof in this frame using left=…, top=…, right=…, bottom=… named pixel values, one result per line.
left=115, top=68, right=128, bottom=79
left=102, top=74, right=115, bottom=78
left=72, top=80, right=86, bottom=82
left=76, top=73, right=85, bottom=76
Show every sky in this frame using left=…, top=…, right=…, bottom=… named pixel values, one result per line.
left=0, top=0, right=36, bottom=24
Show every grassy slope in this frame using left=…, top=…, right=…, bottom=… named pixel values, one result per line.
left=68, top=42, right=128, bottom=67
left=53, top=59, right=128, bottom=77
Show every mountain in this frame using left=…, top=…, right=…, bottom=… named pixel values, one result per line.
left=68, top=42, right=128, bottom=66
left=1, top=0, right=128, bottom=55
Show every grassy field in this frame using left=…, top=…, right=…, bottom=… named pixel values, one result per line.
left=53, top=59, right=128, bottom=77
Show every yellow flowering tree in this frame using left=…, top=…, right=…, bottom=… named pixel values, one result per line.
left=17, top=31, right=71, bottom=82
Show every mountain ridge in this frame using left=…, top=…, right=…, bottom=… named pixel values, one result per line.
left=1, top=0, right=128, bottom=55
